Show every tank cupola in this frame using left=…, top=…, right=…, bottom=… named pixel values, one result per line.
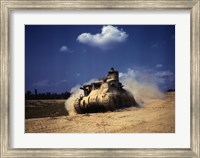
left=107, top=67, right=119, bottom=82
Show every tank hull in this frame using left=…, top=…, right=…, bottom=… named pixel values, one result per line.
left=74, top=90, right=137, bottom=114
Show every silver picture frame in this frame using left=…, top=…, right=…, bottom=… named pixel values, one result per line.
left=0, top=0, right=199, bottom=157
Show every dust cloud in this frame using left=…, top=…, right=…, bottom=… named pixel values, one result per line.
left=119, top=68, right=165, bottom=106
left=65, top=85, right=81, bottom=115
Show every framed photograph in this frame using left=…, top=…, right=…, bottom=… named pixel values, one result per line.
left=0, top=0, right=199, bottom=157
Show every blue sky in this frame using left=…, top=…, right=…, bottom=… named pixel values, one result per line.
left=25, top=25, right=175, bottom=93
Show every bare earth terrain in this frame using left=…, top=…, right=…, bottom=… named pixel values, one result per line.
left=25, top=92, right=175, bottom=133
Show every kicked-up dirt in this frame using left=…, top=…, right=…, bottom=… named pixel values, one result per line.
left=25, top=92, right=175, bottom=133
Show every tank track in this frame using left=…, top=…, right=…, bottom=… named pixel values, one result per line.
left=74, top=99, right=84, bottom=114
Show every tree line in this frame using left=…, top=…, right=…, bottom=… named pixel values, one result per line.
left=25, top=90, right=71, bottom=100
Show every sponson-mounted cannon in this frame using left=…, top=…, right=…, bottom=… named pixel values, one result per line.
left=73, top=68, right=137, bottom=114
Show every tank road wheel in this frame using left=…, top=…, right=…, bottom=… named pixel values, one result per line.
left=74, top=105, right=82, bottom=114
left=74, top=99, right=83, bottom=114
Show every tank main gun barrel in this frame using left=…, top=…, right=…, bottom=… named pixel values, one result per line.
left=80, top=87, right=85, bottom=90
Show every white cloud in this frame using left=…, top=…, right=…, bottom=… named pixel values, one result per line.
left=33, top=80, right=49, bottom=87
left=56, top=79, right=67, bottom=85
left=60, top=45, right=74, bottom=53
left=77, top=25, right=128, bottom=49
left=76, top=73, right=80, bottom=77
left=156, top=64, right=163, bottom=68
left=154, top=70, right=175, bottom=90
left=155, top=70, right=174, bottom=78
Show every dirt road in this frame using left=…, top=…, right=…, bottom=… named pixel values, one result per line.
left=25, top=92, right=175, bottom=133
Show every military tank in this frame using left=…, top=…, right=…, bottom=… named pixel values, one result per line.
left=73, top=68, right=137, bottom=114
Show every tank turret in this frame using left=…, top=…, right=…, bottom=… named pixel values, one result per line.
left=73, top=68, right=137, bottom=114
